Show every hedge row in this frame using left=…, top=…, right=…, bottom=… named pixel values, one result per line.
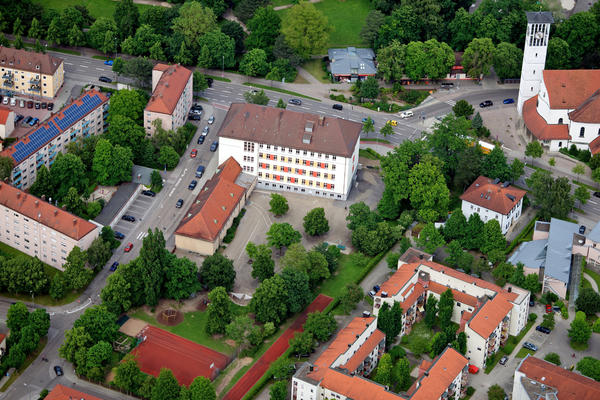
left=505, top=216, right=538, bottom=255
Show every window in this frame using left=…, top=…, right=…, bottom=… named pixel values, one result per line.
left=580, top=127, right=585, bottom=137
left=558, top=118, right=563, bottom=124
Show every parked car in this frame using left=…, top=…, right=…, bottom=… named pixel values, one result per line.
left=553, top=306, right=561, bottom=313
left=114, top=231, right=125, bottom=240
left=529, top=299, right=535, bottom=307
left=400, top=111, right=414, bottom=119
left=441, top=82, right=454, bottom=89
left=124, top=243, right=134, bottom=252
left=10, top=97, right=16, bottom=106
left=54, top=366, right=63, bottom=376
left=197, top=136, right=205, bottom=145
left=210, top=141, right=218, bottom=152
left=141, top=190, right=156, bottom=197
left=34, top=102, right=40, bottom=109
left=99, top=76, right=112, bottom=83
left=288, top=98, right=302, bottom=105
left=332, top=104, right=343, bottom=110
left=479, top=100, right=493, bottom=108
left=188, top=180, right=198, bottom=190
left=175, top=199, right=184, bottom=208
left=202, top=126, right=209, bottom=136
left=387, top=120, right=398, bottom=126
left=206, top=77, right=213, bottom=87
left=594, top=191, right=600, bottom=198
left=208, top=115, right=215, bottom=124
left=121, top=215, right=136, bottom=222
left=503, top=98, right=515, bottom=104
left=14, top=114, right=23, bottom=124
left=368, top=290, right=376, bottom=297
left=545, top=304, right=552, bottom=313
left=41, top=102, right=47, bottom=109
left=104, top=59, right=114, bottom=66
left=196, top=165, right=205, bottom=178
left=579, top=225, right=586, bottom=234
left=48, top=103, right=54, bottom=111
left=1, top=97, right=7, bottom=105
left=23, top=116, right=33, bottom=125
left=522, top=342, right=538, bottom=351
left=19, top=99, right=24, bottom=108
left=536, top=325, right=551, bottom=334
left=499, top=355, right=508, bottom=365
left=27, top=100, right=33, bottom=109
left=192, top=103, right=203, bottom=111
left=190, top=149, right=198, bottom=158
left=373, top=285, right=381, bottom=292
left=188, top=113, right=201, bottom=121
left=29, top=117, right=39, bottom=126
left=110, top=262, right=119, bottom=272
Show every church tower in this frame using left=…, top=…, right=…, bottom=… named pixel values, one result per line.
left=517, top=12, right=554, bottom=115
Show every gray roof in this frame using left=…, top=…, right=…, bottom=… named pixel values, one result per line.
left=526, top=11, right=554, bottom=24
left=508, top=240, right=547, bottom=271
left=587, top=220, right=600, bottom=243
left=327, top=47, right=376, bottom=76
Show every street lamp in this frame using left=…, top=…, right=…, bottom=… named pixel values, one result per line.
left=222, top=55, right=225, bottom=78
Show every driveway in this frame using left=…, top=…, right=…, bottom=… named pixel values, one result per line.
left=111, top=192, right=157, bottom=242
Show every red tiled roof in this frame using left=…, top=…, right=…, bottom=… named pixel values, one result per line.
left=518, top=355, right=600, bottom=400
left=467, top=295, right=512, bottom=339
left=145, top=64, right=192, bottom=115
left=0, top=334, right=6, bottom=343
left=543, top=70, right=600, bottom=109
left=400, top=281, right=425, bottom=312
left=427, top=281, right=479, bottom=308
left=522, top=96, right=570, bottom=140
left=410, top=347, right=468, bottom=400
left=0, top=182, right=97, bottom=240
left=130, top=325, right=229, bottom=385
left=0, top=106, right=10, bottom=125
left=590, top=135, right=600, bottom=156
left=219, top=103, right=361, bottom=158
left=460, top=175, right=526, bottom=215
left=175, top=157, right=247, bottom=241
left=340, top=329, right=385, bottom=372
left=45, top=384, right=104, bottom=400
left=0, top=46, right=63, bottom=75
left=377, top=263, right=418, bottom=297
left=398, top=247, right=432, bottom=265
left=568, top=89, right=600, bottom=123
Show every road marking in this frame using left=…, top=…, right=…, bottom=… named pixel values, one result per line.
left=65, top=62, right=73, bottom=65
left=137, top=231, right=148, bottom=241
left=221, top=90, right=232, bottom=93
left=445, top=100, right=456, bottom=106
left=80, top=65, right=88, bottom=68
left=95, top=67, right=103, bottom=70
left=589, top=200, right=598, bottom=205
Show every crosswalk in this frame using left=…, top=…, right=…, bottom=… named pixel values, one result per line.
left=445, top=99, right=456, bottom=106
left=136, top=231, right=149, bottom=241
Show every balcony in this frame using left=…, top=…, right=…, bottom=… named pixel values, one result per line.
left=29, top=84, right=41, bottom=92
left=3, top=79, right=14, bottom=87
left=13, top=175, right=22, bottom=184
left=36, top=160, right=45, bottom=169
left=2, top=72, right=12, bottom=79
left=30, top=78, right=40, bottom=85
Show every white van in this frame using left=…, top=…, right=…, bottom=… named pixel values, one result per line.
left=400, top=111, right=414, bottom=119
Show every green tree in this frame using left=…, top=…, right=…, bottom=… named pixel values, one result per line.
left=427, top=114, right=470, bottom=179
left=151, top=170, right=163, bottom=191
left=221, top=20, right=246, bottom=55
left=304, top=311, right=336, bottom=342
left=250, top=244, right=275, bottom=282
left=245, top=6, right=280, bottom=53
left=226, top=315, right=253, bottom=347
left=165, top=257, right=200, bottom=301
left=575, top=186, right=590, bottom=207
left=303, top=207, right=329, bottom=236
left=158, top=145, right=179, bottom=170
left=196, top=31, right=236, bottom=69
left=73, top=305, right=119, bottom=343
left=28, top=17, right=41, bottom=39
left=457, top=332, right=467, bottom=354
left=569, top=311, right=592, bottom=346
left=576, top=357, right=600, bottom=381
left=269, top=193, right=289, bottom=216
left=555, top=11, right=599, bottom=68
left=289, top=330, right=314, bottom=355
left=200, top=254, right=235, bottom=292
left=526, top=170, right=574, bottom=221
left=63, top=246, right=92, bottom=290
left=7, top=302, right=29, bottom=333
left=541, top=312, right=555, bottom=330
left=546, top=37, right=571, bottom=69
left=452, top=100, right=474, bottom=118
left=267, top=223, right=301, bottom=254
left=114, top=354, right=144, bottom=394
left=462, top=37, right=495, bottom=78
left=101, top=272, right=132, bottom=315
left=87, top=17, right=118, bottom=50
left=386, top=252, right=400, bottom=270
left=424, top=294, right=438, bottom=328
left=481, top=147, right=512, bottom=182
left=29, top=165, right=53, bottom=199
left=87, top=237, right=112, bottom=271
left=575, top=288, right=600, bottom=315
left=276, top=98, right=286, bottom=108
left=493, top=42, right=523, bottom=80
left=360, top=10, right=386, bottom=47
left=206, top=287, right=232, bottom=335
left=438, top=288, right=454, bottom=327
left=50, top=274, right=67, bottom=300
left=443, top=209, right=467, bottom=242
left=379, top=123, right=394, bottom=138
left=393, top=357, right=412, bottom=390
left=46, top=17, right=61, bottom=46
left=172, top=2, right=217, bottom=51
left=68, top=24, right=86, bottom=47
left=138, top=229, right=170, bottom=307
left=374, top=353, right=393, bottom=386
left=487, top=384, right=506, bottom=400
left=151, top=368, right=180, bottom=400
left=416, top=223, right=446, bottom=253
left=251, top=275, right=288, bottom=325
left=0, top=155, right=13, bottom=182
left=409, top=157, right=449, bottom=222
left=243, top=89, right=270, bottom=105
left=525, top=141, right=543, bottom=167
left=481, top=219, right=505, bottom=255
left=360, top=76, right=379, bottom=100
left=122, top=57, right=154, bottom=86
left=239, top=48, right=270, bottom=77
left=377, top=302, right=403, bottom=344
left=188, top=376, right=216, bottom=400
left=430, top=331, right=449, bottom=357
left=93, top=139, right=133, bottom=186
left=339, top=283, right=363, bottom=314
left=281, top=2, right=331, bottom=59
left=49, top=153, right=87, bottom=201
left=471, top=112, right=483, bottom=130
left=362, top=117, right=375, bottom=136
left=114, top=0, right=140, bottom=41
left=376, top=40, right=405, bottom=82
left=269, top=380, right=288, bottom=400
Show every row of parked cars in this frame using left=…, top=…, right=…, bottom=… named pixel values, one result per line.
left=1, top=95, right=54, bottom=110
left=14, top=115, right=39, bottom=126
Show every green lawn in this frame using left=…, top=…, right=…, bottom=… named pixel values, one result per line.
left=302, top=59, right=331, bottom=84
left=33, top=0, right=155, bottom=20
left=271, top=0, right=292, bottom=7
left=584, top=268, right=600, bottom=291
left=314, top=0, right=373, bottom=47
left=515, top=348, right=535, bottom=358
left=400, top=322, right=434, bottom=357
left=130, top=303, right=247, bottom=356
left=318, top=254, right=370, bottom=299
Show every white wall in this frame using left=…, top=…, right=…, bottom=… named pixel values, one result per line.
left=461, top=200, right=522, bottom=235
left=518, top=22, right=551, bottom=114
left=331, top=320, right=378, bottom=368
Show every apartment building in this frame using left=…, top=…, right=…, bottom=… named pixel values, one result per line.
left=292, top=316, right=469, bottom=400
left=373, top=254, right=530, bottom=369
left=512, top=355, right=600, bottom=400
left=0, top=182, right=100, bottom=270
left=460, top=176, right=526, bottom=235
left=218, top=103, right=361, bottom=200
left=174, top=157, right=256, bottom=256
left=144, top=64, right=193, bottom=136
left=0, top=89, right=109, bottom=190
left=0, top=105, right=14, bottom=139
left=0, top=46, right=64, bottom=99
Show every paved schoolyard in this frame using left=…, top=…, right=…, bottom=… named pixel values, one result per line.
left=223, top=167, right=384, bottom=294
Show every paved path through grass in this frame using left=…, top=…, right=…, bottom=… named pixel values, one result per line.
left=222, top=294, right=333, bottom=400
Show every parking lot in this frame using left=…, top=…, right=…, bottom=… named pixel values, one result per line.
left=1, top=94, right=53, bottom=138
left=111, top=192, right=156, bottom=242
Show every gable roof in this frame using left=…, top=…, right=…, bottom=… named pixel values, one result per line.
left=218, top=103, right=361, bottom=158
left=467, top=294, right=513, bottom=339
left=45, top=384, right=104, bottom=400
left=0, top=182, right=98, bottom=240
left=410, top=347, right=468, bottom=400
left=0, top=46, right=63, bottom=75
left=0, top=106, right=11, bottom=125
left=327, top=47, right=377, bottom=76
left=587, top=220, right=600, bottom=243
left=145, top=64, right=192, bottom=115
left=589, top=135, right=600, bottom=156
left=507, top=239, right=548, bottom=271
left=522, top=96, right=570, bottom=140
left=568, top=89, right=600, bottom=123
left=0, top=90, right=108, bottom=164
left=543, top=70, right=600, bottom=109
left=545, top=218, right=580, bottom=283
left=460, top=176, right=526, bottom=215
left=517, top=355, right=600, bottom=400
left=175, top=157, right=248, bottom=241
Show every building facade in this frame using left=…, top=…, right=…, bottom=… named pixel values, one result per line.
left=373, top=256, right=530, bottom=369
left=144, top=64, right=193, bottom=136
left=174, top=157, right=256, bottom=256
left=460, top=176, right=526, bottom=235
left=0, top=89, right=109, bottom=190
left=0, top=105, right=14, bottom=139
left=0, top=182, right=100, bottom=270
left=218, top=104, right=361, bottom=200
left=0, top=47, right=64, bottom=99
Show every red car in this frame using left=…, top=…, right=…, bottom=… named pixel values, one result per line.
left=124, top=243, right=133, bottom=252
left=190, top=149, right=198, bottom=158
left=545, top=304, right=552, bottom=313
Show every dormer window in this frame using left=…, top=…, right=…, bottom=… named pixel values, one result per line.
left=558, top=118, right=563, bottom=124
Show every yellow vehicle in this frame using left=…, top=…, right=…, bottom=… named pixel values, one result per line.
left=387, top=120, right=398, bottom=126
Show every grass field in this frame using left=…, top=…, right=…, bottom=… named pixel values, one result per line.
left=318, top=254, right=370, bottom=299
left=33, top=0, right=155, bottom=20
left=302, top=59, right=330, bottom=83
left=315, top=0, right=372, bottom=47
left=515, top=348, right=535, bottom=358
left=130, top=303, right=247, bottom=356
left=584, top=268, right=600, bottom=291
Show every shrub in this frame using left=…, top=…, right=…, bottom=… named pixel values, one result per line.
left=528, top=313, right=538, bottom=322
left=544, top=352, right=561, bottom=366
left=466, top=387, right=475, bottom=396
